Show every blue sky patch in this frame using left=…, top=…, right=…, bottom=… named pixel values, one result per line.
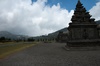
left=31, top=0, right=98, bottom=11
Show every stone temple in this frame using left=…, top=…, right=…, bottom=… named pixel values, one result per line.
left=66, top=0, right=100, bottom=47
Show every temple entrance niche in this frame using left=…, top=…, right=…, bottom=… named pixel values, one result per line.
left=83, top=29, right=88, bottom=39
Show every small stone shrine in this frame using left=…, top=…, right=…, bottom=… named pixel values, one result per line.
left=66, top=0, right=100, bottom=47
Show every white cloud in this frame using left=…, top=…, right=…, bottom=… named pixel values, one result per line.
left=0, top=0, right=74, bottom=36
left=89, top=2, right=100, bottom=21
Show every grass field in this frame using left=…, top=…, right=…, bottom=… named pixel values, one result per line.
left=0, top=42, right=37, bottom=59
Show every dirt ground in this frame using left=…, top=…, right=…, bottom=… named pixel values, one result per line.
left=0, top=43, right=100, bottom=66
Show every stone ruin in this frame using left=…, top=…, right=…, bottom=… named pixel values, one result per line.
left=66, top=0, right=100, bottom=47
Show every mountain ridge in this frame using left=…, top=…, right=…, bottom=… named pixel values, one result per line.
left=0, top=31, right=29, bottom=40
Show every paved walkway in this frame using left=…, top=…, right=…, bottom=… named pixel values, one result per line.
left=0, top=43, right=100, bottom=66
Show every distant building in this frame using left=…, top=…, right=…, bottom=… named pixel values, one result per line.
left=56, top=31, right=68, bottom=42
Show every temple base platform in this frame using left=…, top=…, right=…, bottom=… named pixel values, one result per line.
left=64, top=39, right=100, bottom=50
left=66, top=39, right=100, bottom=47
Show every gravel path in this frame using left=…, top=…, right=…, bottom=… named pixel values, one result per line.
left=0, top=43, right=100, bottom=66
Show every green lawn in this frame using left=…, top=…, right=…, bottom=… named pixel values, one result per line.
left=0, top=42, right=37, bottom=59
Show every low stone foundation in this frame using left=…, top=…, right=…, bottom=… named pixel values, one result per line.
left=66, top=39, right=100, bottom=47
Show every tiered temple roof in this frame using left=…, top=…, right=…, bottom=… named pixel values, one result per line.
left=71, top=0, right=95, bottom=24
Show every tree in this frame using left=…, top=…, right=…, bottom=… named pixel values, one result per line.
left=0, top=37, right=6, bottom=42
left=0, top=37, right=6, bottom=41
left=27, top=38, right=35, bottom=42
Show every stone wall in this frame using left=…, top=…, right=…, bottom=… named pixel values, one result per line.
left=69, top=27, right=99, bottom=40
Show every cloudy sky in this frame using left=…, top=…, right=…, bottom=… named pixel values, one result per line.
left=0, top=0, right=100, bottom=36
